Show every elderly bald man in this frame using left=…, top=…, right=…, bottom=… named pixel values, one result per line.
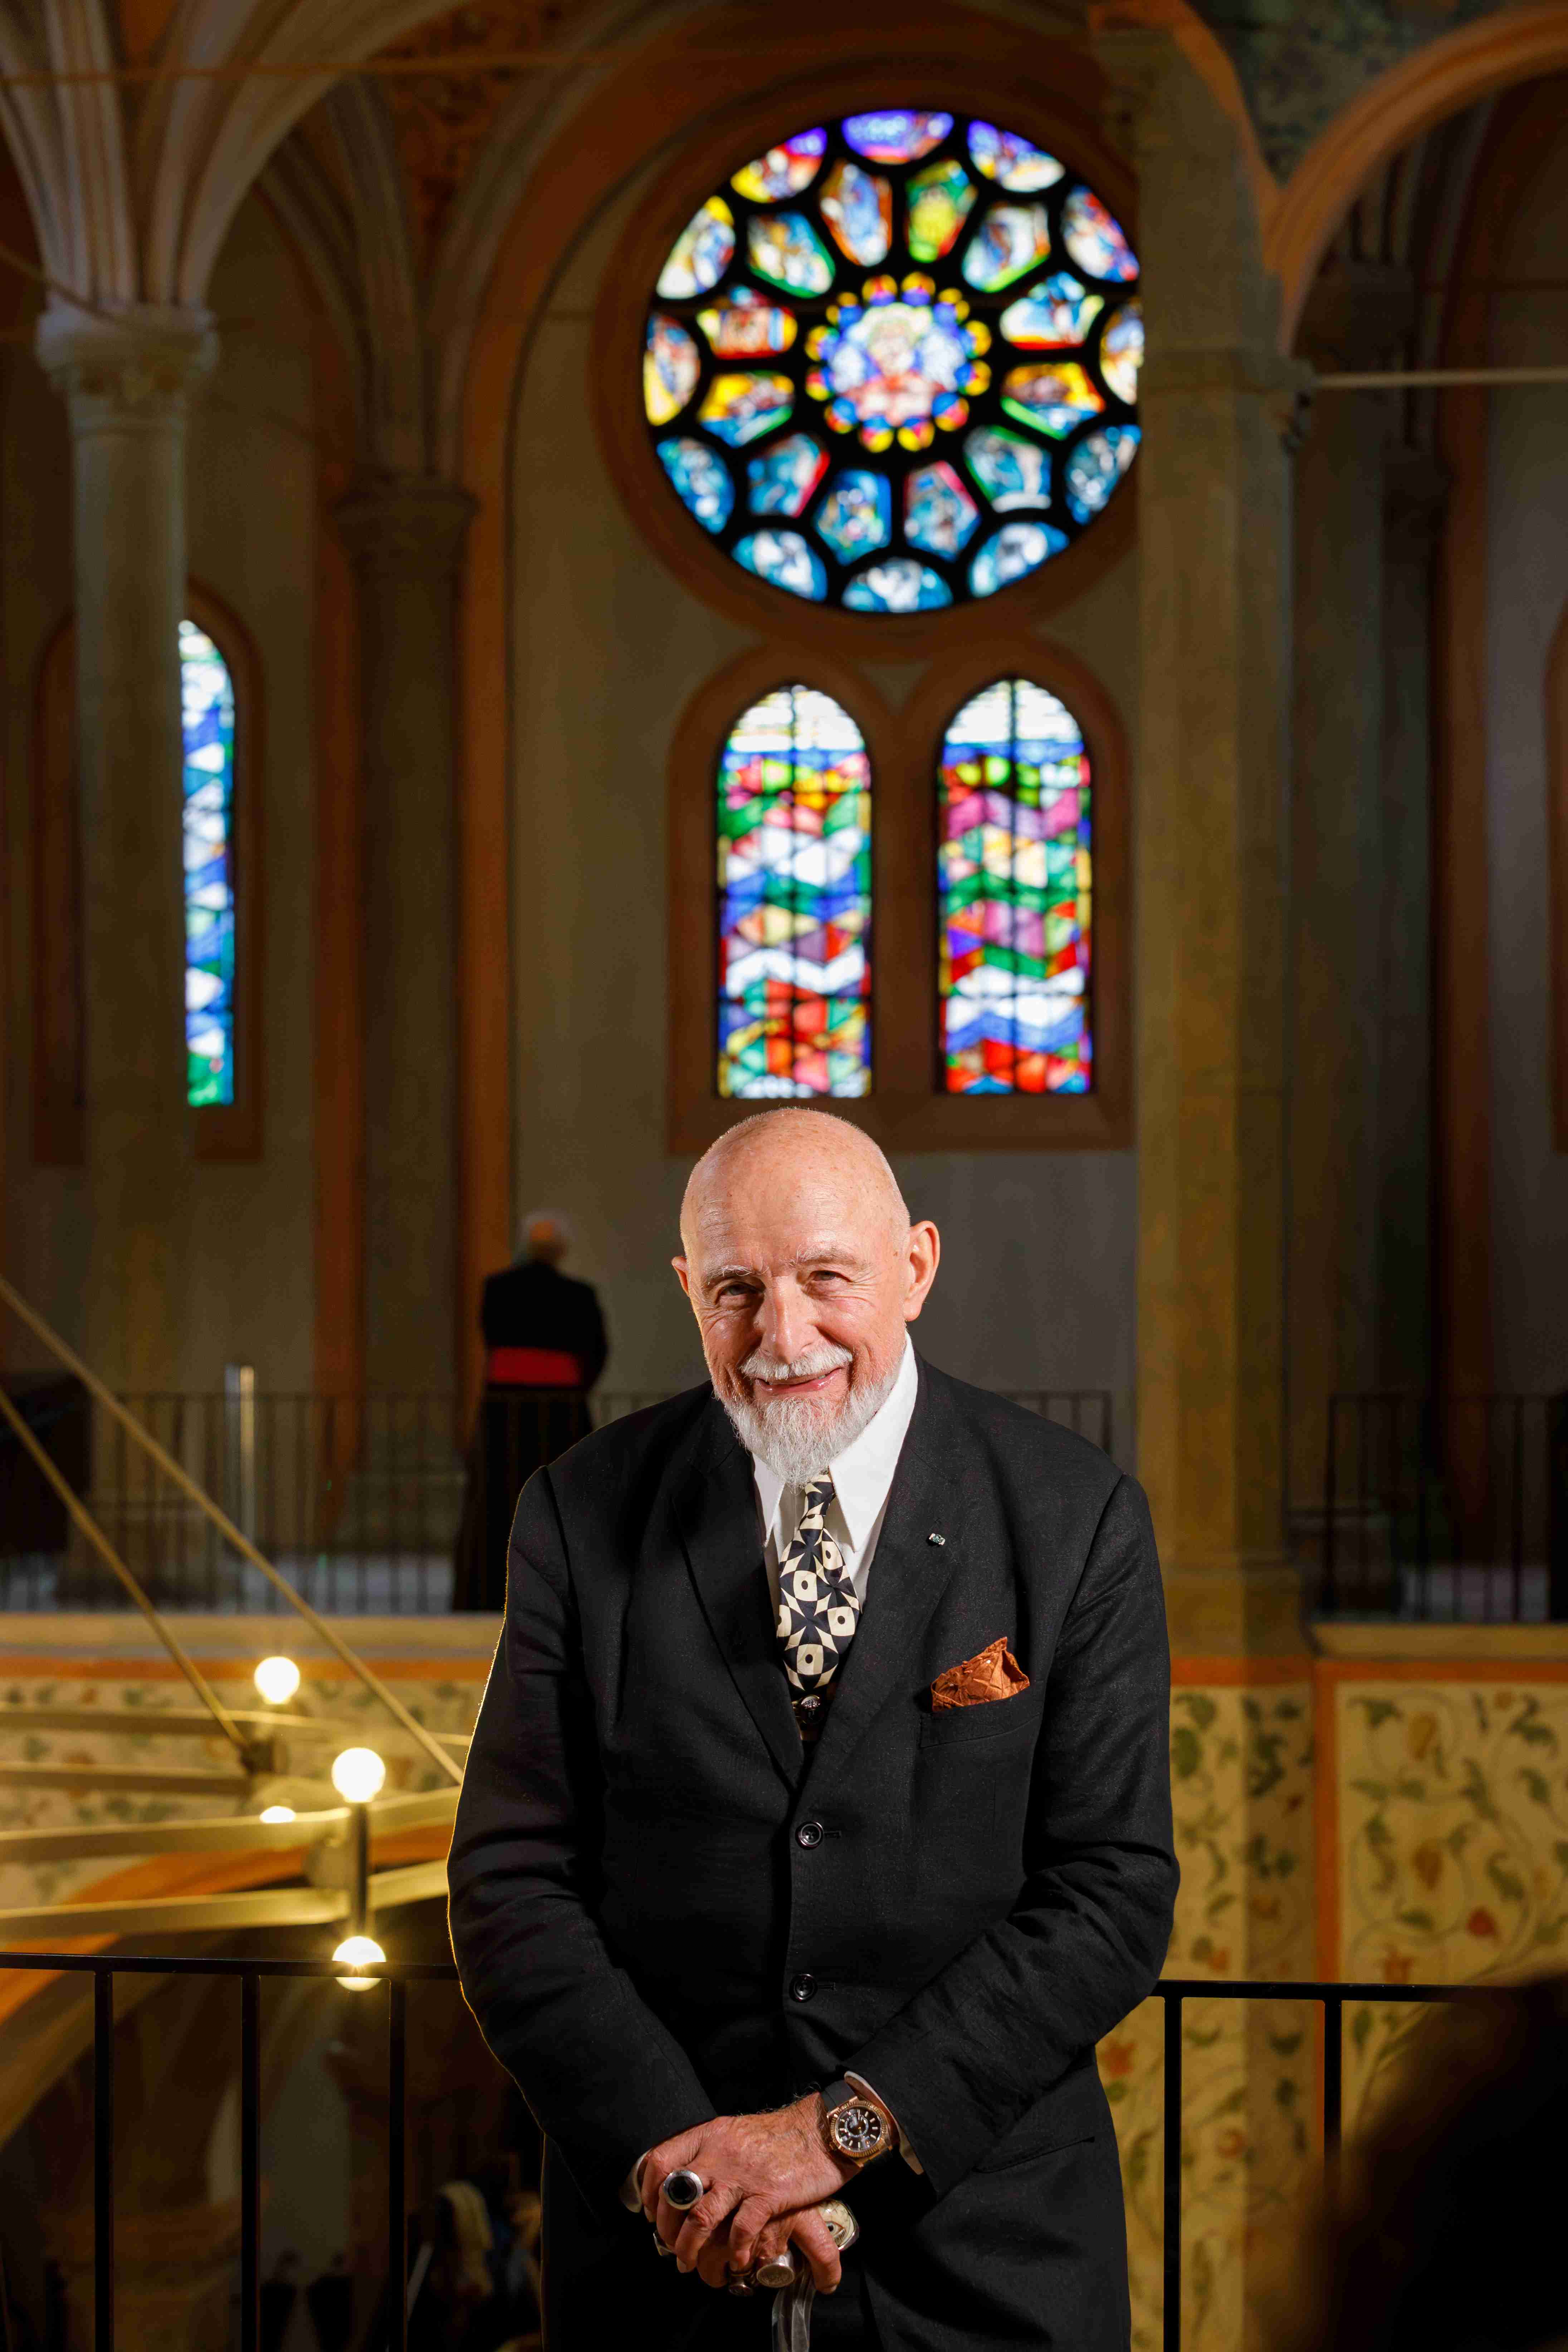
left=449, top=1110, right=1176, bottom=2351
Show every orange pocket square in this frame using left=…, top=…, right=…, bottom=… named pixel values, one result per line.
left=930, top=1636, right=1030, bottom=1712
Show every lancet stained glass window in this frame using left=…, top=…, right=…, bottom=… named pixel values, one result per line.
left=181, top=619, right=236, bottom=1107
left=717, top=685, right=871, bottom=1097
left=938, top=678, right=1091, bottom=1093
left=644, top=111, right=1139, bottom=614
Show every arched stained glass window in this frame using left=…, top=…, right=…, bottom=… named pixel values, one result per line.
left=938, top=677, right=1091, bottom=1094
left=717, top=685, right=871, bottom=1097
left=644, top=109, right=1139, bottom=615
left=180, top=618, right=237, bottom=1107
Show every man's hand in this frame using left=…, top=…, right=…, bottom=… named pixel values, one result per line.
left=640, top=2098, right=854, bottom=2290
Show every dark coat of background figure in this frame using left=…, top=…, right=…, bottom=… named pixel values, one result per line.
left=448, top=1360, right=1177, bottom=2351
left=452, top=1258, right=609, bottom=1612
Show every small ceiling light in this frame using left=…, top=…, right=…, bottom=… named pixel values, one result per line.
left=332, top=1933, right=385, bottom=1991
left=331, top=1747, right=386, bottom=1805
left=259, top=1804, right=297, bottom=1824
left=253, top=1656, right=301, bottom=1706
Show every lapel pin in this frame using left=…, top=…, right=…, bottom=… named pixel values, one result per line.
left=927, top=1532, right=946, bottom=1546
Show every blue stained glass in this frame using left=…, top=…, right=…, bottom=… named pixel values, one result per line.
left=747, top=432, right=829, bottom=516
left=842, top=111, right=952, bottom=163
left=905, top=461, right=980, bottom=556
left=964, top=426, right=1051, bottom=511
left=816, top=470, right=891, bottom=561
left=1060, top=190, right=1137, bottom=283
left=734, top=530, right=829, bottom=600
left=1065, top=425, right=1140, bottom=520
left=969, top=522, right=1066, bottom=597
left=657, top=437, right=734, bottom=532
left=748, top=212, right=835, bottom=295
left=998, top=273, right=1103, bottom=350
left=967, top=122, right=1064, bottom=193
left=181, top=618, right=236, bottom=1108
left=842, top=558, right=951, bottom=612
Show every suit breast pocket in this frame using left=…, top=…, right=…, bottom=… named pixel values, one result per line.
left=919, top=1692, right=1039, bottom=1749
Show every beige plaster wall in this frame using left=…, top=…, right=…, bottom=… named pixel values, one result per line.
left=508, top=163, right=1141, bottom=1453
left=1, top=191, right=318, bottom=1395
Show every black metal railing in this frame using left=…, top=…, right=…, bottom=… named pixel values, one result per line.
left=0, top=1385, right=1113, bottom=1613
left=1321, top=1393, right=1568, bottom=1621
left=0, top=1951, right=1499, bottom=2352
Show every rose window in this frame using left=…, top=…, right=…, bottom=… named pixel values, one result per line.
left=642, top=109, right=1140, bottom=614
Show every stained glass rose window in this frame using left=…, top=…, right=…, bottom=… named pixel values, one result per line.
left=643, top=110, right=1139, bottom=613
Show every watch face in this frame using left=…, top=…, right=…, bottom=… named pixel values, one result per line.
left=830, top=2102, right=884, bottom=2159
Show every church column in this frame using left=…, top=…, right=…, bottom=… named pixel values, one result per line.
left=1096, top=32, right=1305, bottom=1649
left=334, top=476, right=476, bottom=1402
left=36, top=302, right=216, bottom=1396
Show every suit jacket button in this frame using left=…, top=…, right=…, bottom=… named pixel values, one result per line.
left=796, top=1820, right=823, bottom=1849
left=789, top=1972, right=816, bottom=2002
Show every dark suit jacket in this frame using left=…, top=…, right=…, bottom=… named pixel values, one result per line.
left=448, top=1359, right=1177, bottom=2351
left=480, top=1260, right=609, bottom=1388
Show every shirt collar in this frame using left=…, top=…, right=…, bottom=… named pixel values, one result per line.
left=751, top=1338, right=919, bottom=1552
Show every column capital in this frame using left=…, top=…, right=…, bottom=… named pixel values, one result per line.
left=35, top=300, right=217, bottom=425
left=1140, top=346, right=1315, bottom=448
left=334, top=473, right=478, bottom=577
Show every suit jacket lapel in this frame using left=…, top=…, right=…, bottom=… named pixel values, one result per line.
left=799, top=1360, right=961, bottom=1801
left=672, top=1405, right=802, bottom=1789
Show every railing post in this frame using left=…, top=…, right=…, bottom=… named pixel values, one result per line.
left=1163, top=1992, right=1181, bottom=2352
left=1323, top=1396, right=1338, bottom=1612
left=1323, top=1990, right=1342, bottom=2160
left=388, top=1978, right=408, bottom=2352
left=241, top=1972, right=260, bottom=2352
left=93, top=1969, right=113, bottom=2352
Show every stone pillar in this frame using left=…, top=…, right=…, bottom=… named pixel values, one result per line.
left=1285, top=267, right=1413, bottom=1540
left=334, top=476, right=476, bottom=1402
left=36, top=302, right=216, bottom=1396
left=1097, top=31, right=1306, bottom=1651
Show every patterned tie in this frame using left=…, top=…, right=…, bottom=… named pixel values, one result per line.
left=776, top=1474, right=860, bottom=1737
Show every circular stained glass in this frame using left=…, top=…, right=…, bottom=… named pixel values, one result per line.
left=642, top=109, right=1140, bottom=613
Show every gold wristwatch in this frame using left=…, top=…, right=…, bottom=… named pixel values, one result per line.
left=819, top=2079, right=896, bottom=2165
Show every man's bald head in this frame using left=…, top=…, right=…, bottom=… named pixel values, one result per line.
left=673, top=1109, right=939, bottom=1480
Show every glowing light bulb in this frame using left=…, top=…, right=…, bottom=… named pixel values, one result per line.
left=259, top=1804, right=296, bottom=1824
left=333, top=1934, right=386, bottom=1991
left=253, top=1656, right=301, bottom=1706
left=331, top=1747, right=386, bottom=1805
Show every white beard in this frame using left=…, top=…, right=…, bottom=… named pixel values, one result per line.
left=719, top=1343, right=900, bottom=1484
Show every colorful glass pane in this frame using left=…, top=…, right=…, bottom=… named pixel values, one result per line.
left=643, top=110, right=1138, bottom=612
left=821, top=161, right=892, bottom=267
left=181, top=619, right=236, bottom=1108
left=905, top=461, right=979, bottom=556
left=657, top=437, right=734, bottom=532
left=816, top=470, right=891, bottom=561
left=1060, top=189, right=1137, bottom=283
left=697, top=288, right=797, bottom=357
left=656, top=196, right=735, bottom=298
left=1100, top=301, right=1143, bottom=403
left=1065, top=425, right=1140, bottom=521
left=718, top=685, right=871, bottom=1098
left=747, top=433, right=829, bottom=516
left=842, top=558, right=951, bottom=612
left=969, top=522, right=1066, bottom=598
left=733, top=530, right=828, bottom=600
left=699, top=372, right=793, bottom=445
left=963, top=426, right=1050, bottom=511
left=643, top=315, right=700, bottom=425
left=748, top=212, right=834, bottom=295
left=998, top=272, right=1102, bottom=350
left=937, top=676, right=1091, bottom=1095
left=967, top=121, right=1064, bottom=193
left=1000, top=361, right=1103, bottom=437
left=907, top=158, right=975, bottom=261
left=842, top=111, right=952, bottom=164
left=962, top=205, right=1050, bottom=292
left=731, top=128, right=826, bottom=202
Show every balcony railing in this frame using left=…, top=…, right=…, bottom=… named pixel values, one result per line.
left=1321, top=1393, right=1568, bottom=1621
left=0, top=1383, right=1113, bottom=1613
left=0, top=1949, right=1499, bottom=2352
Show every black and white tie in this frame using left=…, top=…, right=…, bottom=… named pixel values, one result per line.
left=776, top=1474, right=860, bottom=1734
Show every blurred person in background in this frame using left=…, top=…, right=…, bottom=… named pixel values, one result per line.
left=1282, top=1975, right=1568, bottom=2352
left=453, top=1214, right=608, bottom=1611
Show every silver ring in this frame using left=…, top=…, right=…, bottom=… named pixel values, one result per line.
left=661, top=2167, right=706, bottom=2210
left=755, top=2251, right=796, bottom=2291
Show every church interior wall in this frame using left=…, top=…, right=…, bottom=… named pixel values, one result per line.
left=509, top=159, right=1140, bottom=1455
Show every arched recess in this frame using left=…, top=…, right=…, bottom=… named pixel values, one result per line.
left=1267, top=1, right=1568, bottom=347
left=1549, top=596, right=1568, bottom=1153
left=29, top=583, right=264, bottom=1167
left=455, top=0, right=1137, bottom=1389
left=666, top=635, right=1129, bottom=1156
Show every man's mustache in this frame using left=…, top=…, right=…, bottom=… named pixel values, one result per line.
left=739, top=1344, right=853, bottom=1389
